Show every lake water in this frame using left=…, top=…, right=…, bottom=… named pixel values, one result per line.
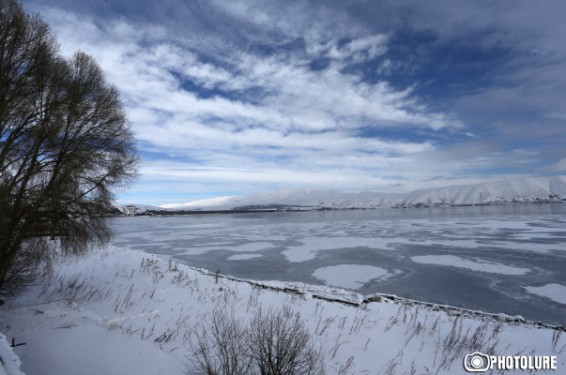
left=111, top=203, right=566, bottom=325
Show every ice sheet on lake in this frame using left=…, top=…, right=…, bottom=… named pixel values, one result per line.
left=182, top=241, right=276, bottom=256
left=312, top=264, right=392, bottom=289
left=206, top=241, right=274, bottom=252
left=524, top=283, right=566, bottom=305
left=411, top=255, right=531, bottom=275
left=282, top=237, right=394, bottom=262
left=110, top=206, right=566, bottom=324
left=227, top=253, right=263, bottom=261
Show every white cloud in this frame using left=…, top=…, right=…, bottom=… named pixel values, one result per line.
left=550, top=158, right=566, bottom=172
left=327, top=34, right=388, bottom=62
left=33, top=5, right=474, bottom=203
left=42, top=7, right=459, bottom=131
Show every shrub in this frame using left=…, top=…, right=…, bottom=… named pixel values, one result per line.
left=248, top=305, right=324, bottom=375
left=188, top=305, right=325, bottom=375
left=189, top=306, right=252, bottom=375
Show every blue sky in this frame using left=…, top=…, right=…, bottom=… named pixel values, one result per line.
left=21, top=0, right=566, bottom=205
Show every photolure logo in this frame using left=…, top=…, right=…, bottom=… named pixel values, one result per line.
left=463, top=352, right=557, bottom=372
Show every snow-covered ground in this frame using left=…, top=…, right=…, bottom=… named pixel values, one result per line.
left=161, top=176, right=566, bottom=210
left=1, top=246, right=564, bottom=374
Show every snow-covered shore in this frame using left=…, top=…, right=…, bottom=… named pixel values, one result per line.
left=0, top=332, right=23, bottom=375
left=1, top=246, right=564, bottom=374
left=159, top=176, right=566, bottom=211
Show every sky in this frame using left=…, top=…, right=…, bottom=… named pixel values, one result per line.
left=20, top=0, right=566, bottom=205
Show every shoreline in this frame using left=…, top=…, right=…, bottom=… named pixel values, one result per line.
left=127, top=200, right=565, bottom=217
left=188, top=265, right=566, bottom=332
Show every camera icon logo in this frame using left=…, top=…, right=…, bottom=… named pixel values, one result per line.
left=463, top=352, right=491, bottom=372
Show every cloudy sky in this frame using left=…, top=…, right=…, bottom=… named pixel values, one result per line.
left=21, top=0, right=566, bottom=205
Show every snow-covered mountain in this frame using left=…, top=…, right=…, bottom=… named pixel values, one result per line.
left=161, top=176, right=566, bottom=211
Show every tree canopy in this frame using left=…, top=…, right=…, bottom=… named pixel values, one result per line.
left=0, top=0, right=138, bottom=292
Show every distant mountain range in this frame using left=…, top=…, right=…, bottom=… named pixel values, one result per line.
left=140, top=175, right=566, bottom=212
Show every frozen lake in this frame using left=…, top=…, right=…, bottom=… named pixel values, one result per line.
left=111, top=203, right=566, bottom=325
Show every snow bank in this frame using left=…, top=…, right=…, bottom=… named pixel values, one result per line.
left=0, top=332, right=24, bottom=375
left=163, top=175, right=566, bottom=210
left=1, top=246, right=565, bottom=374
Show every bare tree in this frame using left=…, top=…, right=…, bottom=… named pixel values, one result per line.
left=0, top=0, right=138, bottom=292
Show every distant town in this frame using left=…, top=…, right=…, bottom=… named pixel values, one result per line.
left=116, top=205, right=155, bottom=216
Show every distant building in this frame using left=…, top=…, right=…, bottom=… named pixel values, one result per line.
left=124, top=205, right=140, bottom=216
